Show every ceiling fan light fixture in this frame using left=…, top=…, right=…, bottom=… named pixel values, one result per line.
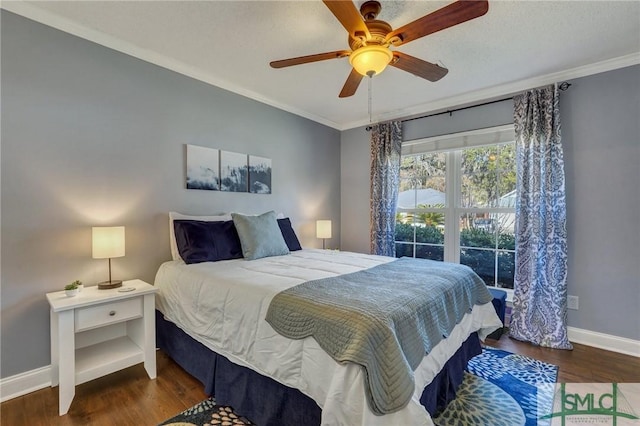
left=271, top=0, right=487, bottom=97
left=349, top=45, right=393, bottom=77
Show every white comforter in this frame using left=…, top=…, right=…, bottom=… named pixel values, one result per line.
left=154, top=249, right=501, bottom=426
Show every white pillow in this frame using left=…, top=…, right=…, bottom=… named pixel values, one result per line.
left=168, top=211, right=232, bottom=260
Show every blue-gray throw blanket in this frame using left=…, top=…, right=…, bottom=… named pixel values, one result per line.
left=265, top=257, right=493, bottom=415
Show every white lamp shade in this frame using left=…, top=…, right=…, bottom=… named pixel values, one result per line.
left=349, top=45, right=393, bottom=76
left=92, top=226, right=125, bottom=259
left=316, top=220, right=332, bottom=239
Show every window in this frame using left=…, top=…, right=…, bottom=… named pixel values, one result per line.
left=395, top=125, right=516, bottom=290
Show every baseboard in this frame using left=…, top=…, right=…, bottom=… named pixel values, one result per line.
left=568, top=326, right=640, bottom=357
left=0, top=365, right=51, bottom=403
left=1, top=328, right=638, bottom=403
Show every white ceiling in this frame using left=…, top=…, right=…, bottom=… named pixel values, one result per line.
left=3, top=1, right=640, bottom=130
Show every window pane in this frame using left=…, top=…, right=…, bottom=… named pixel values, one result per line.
left=497, top=143, right=516, bottom=171
left=416, top=179, right=446, bottom=208
left=399, top=157, right=417, bottom=207
left=400, top=156, right=416, bottom=180
left=497, top=251, right=515, bottom=289
left=415, top=153, right=446, bottom=177
left=398, top=179, right=415, bottom=198
left=398, top=182, right=446, bottom=209
left=395, top=243, right=414, bottom=258
left=460, top=175, right=477, bottom=208
left=495, top=213, right=516, bottom=250
left=461, top=146, right=499, bottom=208
left=460, top=213, right=496, bottom=249
left=398, top=153, right=446, bottom=209
left=460, top=248, right=495, bottom=286
left=395, top=214, right=414, bottom=242
left=401, top=153, right=446, bottom=180
left=415, top=223, right=445, bottom=245
left=497, top=144, right=517, bottom=206
left=416, top=244, right=444, bottom=261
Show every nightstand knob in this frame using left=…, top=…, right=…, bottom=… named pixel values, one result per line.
left=109, top=311, right=116, bottom=316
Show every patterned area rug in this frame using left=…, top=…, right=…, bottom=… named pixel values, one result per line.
left=160, top=347, right=557, bottom=426
left=434, top=347, right=558, bottom=426
left=160, top=398, right=254, bottom=426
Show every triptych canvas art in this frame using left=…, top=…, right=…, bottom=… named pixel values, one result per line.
left=186, top=144, right=272, bottom=194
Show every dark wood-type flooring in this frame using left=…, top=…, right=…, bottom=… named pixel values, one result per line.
left=2, top=333, right=638, bottom=425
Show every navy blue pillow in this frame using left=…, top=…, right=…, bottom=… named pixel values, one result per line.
left=174, top=220, right=243, bottom=264
left=277, top=218, right=302, bottom=251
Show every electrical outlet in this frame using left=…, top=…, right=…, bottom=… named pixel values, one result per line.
left=567, top=295, right=579, bottom=310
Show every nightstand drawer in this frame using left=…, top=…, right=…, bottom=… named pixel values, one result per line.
left=75, top=297, right=142, bottom=332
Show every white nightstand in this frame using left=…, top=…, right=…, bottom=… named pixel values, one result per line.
left=46, top=279, right=158, bottom=415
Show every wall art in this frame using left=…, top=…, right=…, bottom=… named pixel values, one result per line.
left=220, top=150, right=248, bottom=193
left=249, top=155, right=272, bottom=194
left=186, top=144, right=219, bottom=191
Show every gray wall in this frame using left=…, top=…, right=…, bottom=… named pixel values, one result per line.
left=340, top=66, right=640, bottom=341
left=340, top=126, right=372, bottom=253
left=1, top=11, right=341, bottom=378
left=561, top=66, right=640, bottom=340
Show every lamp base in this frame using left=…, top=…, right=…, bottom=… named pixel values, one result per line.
left=97, top=280, right=123, bottom=290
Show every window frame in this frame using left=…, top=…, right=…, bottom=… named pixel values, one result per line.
left=395, top=125, right=516, bottom=298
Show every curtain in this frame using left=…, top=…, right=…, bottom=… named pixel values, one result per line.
left=370, top=121, right=402, bottom=256
left=509, top=84, right=572, bottom=349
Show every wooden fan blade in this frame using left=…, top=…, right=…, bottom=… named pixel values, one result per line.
left=339, top=68, right=363, bottom=98
left=390, top=51, right=448, bottom=82
left=323, top=0, right=371, bottom=41
left=386, top=0, right=489, bottom=46
left=270, top=50, right=351, bottom=68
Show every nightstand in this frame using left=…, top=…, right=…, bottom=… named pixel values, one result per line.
left=46, top=279, right=158, bottom=415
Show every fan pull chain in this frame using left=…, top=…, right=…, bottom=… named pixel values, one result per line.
left=368, top=75, right=373, bottom=124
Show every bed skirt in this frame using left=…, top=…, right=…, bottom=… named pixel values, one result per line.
left=156, top=310, right=481, bottom=426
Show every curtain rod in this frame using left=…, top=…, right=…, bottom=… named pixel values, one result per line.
left=365, top=81, right=572, bottom=131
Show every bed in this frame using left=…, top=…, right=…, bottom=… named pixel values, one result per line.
left=154, top=211, right=502, bottom=426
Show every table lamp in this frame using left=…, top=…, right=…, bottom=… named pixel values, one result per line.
left=92, top=226, right=125, bottom=289
left=316, top=220, right=332, bottom=250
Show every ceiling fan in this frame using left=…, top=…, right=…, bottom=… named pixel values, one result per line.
left=270, top=0, right=489, bottom=98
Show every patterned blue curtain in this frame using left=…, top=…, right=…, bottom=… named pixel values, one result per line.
left=370, top=121, right=402, bottom=256
left=509, top=84, right=572, bottom=349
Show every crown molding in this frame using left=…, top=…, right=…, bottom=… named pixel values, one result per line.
left=343, top=52, right=640, bottom=130
left=2, top=2, right=638, bottom=132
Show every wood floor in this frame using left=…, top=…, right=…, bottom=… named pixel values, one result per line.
left=2, top=333, right=638, bottom=426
